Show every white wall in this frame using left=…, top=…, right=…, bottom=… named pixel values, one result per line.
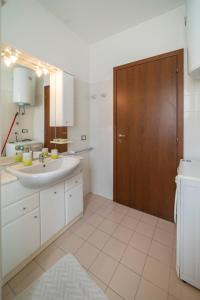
left=89, top=6, right=200, bottom=199
left=184, top=56, right=200, bottom=159
left=2, top=0, right=91, bottom=194
left=90, top=6, right=185, bottom=83
left=2, top=0, right=89, bottom=82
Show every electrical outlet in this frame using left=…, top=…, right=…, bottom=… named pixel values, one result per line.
left=22, top=129, right=28, bottom=133
left=81, top=135, right=87, bottom=141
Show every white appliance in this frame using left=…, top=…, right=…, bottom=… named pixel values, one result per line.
left=6, top=141, right=43, bottom=157
left=175, top=159, right=200, bottom=289
left=13, top=66, right=36, bottom=106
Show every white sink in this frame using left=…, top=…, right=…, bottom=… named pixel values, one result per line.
left=6, top=156, right=80, bottom=188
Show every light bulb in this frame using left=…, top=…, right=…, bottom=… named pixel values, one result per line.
left=43, top=68, right=49, bottom=75
left=4, top=56, right=12, bottom=67
left=36, top=68, right=42, bottom=77
left=10, top=53, right=18, bottom=63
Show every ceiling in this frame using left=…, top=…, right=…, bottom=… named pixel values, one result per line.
left=39, top=0, right=185, bottom=44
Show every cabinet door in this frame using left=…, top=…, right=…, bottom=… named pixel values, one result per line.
left=50, top=71, right=74, bottom=127
left=66, top=184, right=83, bottom=224
left=62, top=72, right=74, bottom=126
left=2, top=208, right=40, bottom=277
left=40, top=182, right=65, bottom=245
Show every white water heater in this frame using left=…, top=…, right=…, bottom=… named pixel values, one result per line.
left=13, top=66, right=36, bottom=106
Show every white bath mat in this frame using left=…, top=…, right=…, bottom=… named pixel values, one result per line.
left=15, top=254, right=108, bottom=300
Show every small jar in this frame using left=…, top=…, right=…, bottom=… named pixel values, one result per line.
left=51, top=149, right=58, bottom=159
left=23, top=152, right=32, bottom=166
left=14, top=150, right=23, bottom=163
left=42, top=148, right=49, bottom=157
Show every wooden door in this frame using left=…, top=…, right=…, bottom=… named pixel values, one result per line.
left=44, top=86, right=68, bottom=153
left=114, top=50, right=183, bottom=221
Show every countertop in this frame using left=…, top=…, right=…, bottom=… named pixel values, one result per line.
left=1, top=170, right=17, bottom=185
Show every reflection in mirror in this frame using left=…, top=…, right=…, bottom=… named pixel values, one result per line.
left=0, top=45, right=72, bottom=163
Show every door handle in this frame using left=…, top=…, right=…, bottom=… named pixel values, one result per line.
left=118, top=134, right=126, bottom=138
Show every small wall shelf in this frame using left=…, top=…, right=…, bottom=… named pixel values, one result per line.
left=50, top=140, right=72, bottom=145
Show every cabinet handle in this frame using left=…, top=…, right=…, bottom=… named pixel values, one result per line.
left=22, top=207, right=26, bottom=210
left=34, top=216, right=38, bottom=219
left=54, top=191, right=57, bottom=194
left=69, top=194, right=72, bottom=198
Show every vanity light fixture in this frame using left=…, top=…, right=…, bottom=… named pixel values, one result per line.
left=1, top=48, right=18, bottom=67
left=43, top=67, right=49, bottom=75
left=3, top=55, right=12, bottom=67
left=35, top=67, right=42, bottom=77
left=10, top=53, right=18, bottom=63
left=35, top=66, right=49, bottom=77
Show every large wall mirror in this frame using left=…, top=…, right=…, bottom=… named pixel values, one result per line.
left=1, top=45, right=74, bottom=161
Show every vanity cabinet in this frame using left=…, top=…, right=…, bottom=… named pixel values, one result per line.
left=1, top=172, right=83, bottom=280
left=2, top=208, right=40, bottom=276
left=50, top=71, right=74, bottom=127
left=40, top=182, right=65, bottom=245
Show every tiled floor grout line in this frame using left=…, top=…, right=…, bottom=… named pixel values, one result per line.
left=33, top=258, right=48, bottom=273
left=105, top=286, right=126, bottom=300
left=132, top=219, right=171, bottom=298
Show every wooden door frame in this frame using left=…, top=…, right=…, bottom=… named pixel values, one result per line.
left=113, top=49, right=184, bottom=202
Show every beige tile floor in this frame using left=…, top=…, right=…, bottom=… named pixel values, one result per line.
left=3, top=193, right=200, bottom=300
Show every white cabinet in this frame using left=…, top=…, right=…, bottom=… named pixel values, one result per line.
left=2, top=208, right=40, bottom=276
left=50, top=71, right=74, bottom=127
left=1, top=173, right=83, bottom=279
left=186, top=0, right=200, bottom=78
left=66, top=184, right=83, bottom=224
left=65, top=174, right=83, bottom=224
left=40, top=182, right=65, bottom=245
left=178, top=179, right=200, bottom=289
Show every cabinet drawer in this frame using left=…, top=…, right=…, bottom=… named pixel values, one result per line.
left=2, top=180, right=39, bottom=207
left=2, top=193, right=39, bottom=226
left=65, top=174, right=83, bottom=191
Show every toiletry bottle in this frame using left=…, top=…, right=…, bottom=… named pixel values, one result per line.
left=14, top=146, right=23, bottom=162
left=51, top=149, right=58, bottom=159
left=42, top=148, right=49, bottom=157
left=23, top=150, right=32, bottom=166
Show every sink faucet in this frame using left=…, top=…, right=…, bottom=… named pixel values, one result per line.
left=39, top=153, right=45, bottom=164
